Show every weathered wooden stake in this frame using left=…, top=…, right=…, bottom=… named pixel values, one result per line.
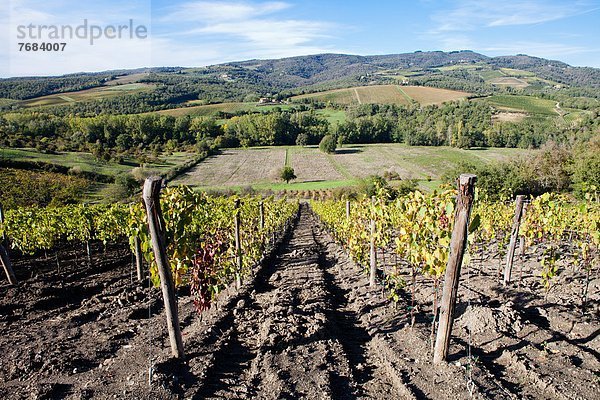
left=142, top=176, right=184, bottom=359
left=234, top=199, right=242, bottom=289
left=433, top=174, right=476, bottom=364
left=0, top=243, right=17, bottom=285
left=0, top=201, right=8, bottom=248
left=134, top=235, right=144, bottom=281
left=503, top=195, right=525, bottom=286
left=259, top=201, right=265, bottom=230
left=346, top=200, right=351, bottom=220
left=369, top=196, right=377, bottom=287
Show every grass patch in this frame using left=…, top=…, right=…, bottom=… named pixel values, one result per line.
left=20, top=83, right=154, bottom=108
left=396, top=87, right=414, bottom=103
left=478, top=69, right=505, bottom=80
left=315, top=108, right=347, bottom=125
left=436, top=64, right=483, bottom=71
left=156, top=102, right=300, bottom=117
left=0, top=148, right=195, bottom=177
left=482, top=95, right=558, bottom=115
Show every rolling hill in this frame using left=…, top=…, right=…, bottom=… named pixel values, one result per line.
left=1, top=50, right=599, bottom=115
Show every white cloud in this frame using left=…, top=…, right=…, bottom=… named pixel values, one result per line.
left=150, top=1, right=339, bottom=67
left=161, top=1, right=291, bottom=22
left=431, top=0, right=597, bottom=32
left=2, top=0, right=341, bottom=76
left=481, top=42, right=593, bottom=58
left=420, top=0, right=599, bottom=62
left=3, top=0, right=152, bottom=76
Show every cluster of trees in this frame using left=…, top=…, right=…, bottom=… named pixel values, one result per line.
left=2, top=100, right=598, bottom=160
left=220, top=111, right=329, bottom=147
left=1, top=112, right=199, bottom=156
left=336, top=102, right=492, bottom=147
left=336, top=102, right=599, bottom=148
left=443, top=139, right=600, bottom=199
left=0, top=74, right=114, bottom=100
left=0, top=110, right=331, bottom=157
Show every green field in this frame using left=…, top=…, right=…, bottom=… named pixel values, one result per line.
left=291, top=85, right=470, bottom=106
left=477, top=69, right=505, bottom=80
left=0, top=148, right=197, bottom=178
left=315, top=109, right=347, bottom=125
left=173, top=144, right=534, bottom=192
left=0, top=98, right=17, bottom=107
left=20, top=83, right=154, bottom=108
left=436, top=64, right=482, bottom=72
left=156, top=102, right=301, bottom=117
left=481, top=95, right=558, bottom=115
left=293, top=88, right=359, bottom=105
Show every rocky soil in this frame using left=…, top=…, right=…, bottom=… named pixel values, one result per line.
left=0, top=204, right=598, bottom=399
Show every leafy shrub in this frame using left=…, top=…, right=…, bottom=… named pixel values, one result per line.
left=279, top=166, right=297, bottom=184
left=319, top=134, right=337, bottom=153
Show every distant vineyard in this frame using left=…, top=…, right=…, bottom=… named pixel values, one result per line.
left=291, top=85, right=471, bottom=106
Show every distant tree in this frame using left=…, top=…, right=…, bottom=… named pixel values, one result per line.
left=280, top=166, right=297, bottom=184
left=319, top=134, right=337, bottom=153
left=296, top=132, right=309, bottom=146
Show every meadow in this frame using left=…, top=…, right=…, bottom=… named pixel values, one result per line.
left=0, top=148, right=196, bottom=178
left=19, top=83, right=154, bottom=108
left=480, top=95, right=558, bottom=115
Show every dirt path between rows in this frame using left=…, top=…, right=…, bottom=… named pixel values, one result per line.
left=1, top=205, right=598, bottom=399
left=169, top=204, right=405, bottom=399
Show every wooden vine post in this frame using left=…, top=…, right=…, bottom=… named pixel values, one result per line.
left=142, top=176, right=184, bottom=359
left=0, top=244, right=17, bottom=285
left=234, top=199, right=243, bottom=289
left=346, top=200, right=351, bottom=220
left=134, top=235, right=144, bottom=281
left=433, top=174, right=477, bottom=364
left=369, top=196, right=377, bottom=287
left=0, top=201, right=7, bottom=246
left=0, top=201, right=16, bottom=285
left=503, top=195, right=526, bottom=286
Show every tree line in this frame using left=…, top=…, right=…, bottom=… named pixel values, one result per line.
left=1, top=101, right=598, bottom=160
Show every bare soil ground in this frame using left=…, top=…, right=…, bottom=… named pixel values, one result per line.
left=289, top=148, right=345, bottom=182
left=172, top=148, right=286, bottom=188
left=353, top=86, right=411, bottom=106
left=397, top=86, right=470, bottom=106
left=492, top=112, right=528, bottom=123
left=168, top=145, right=534, bottom=190
left=292, top=85, right=470, bottom=106
left=1, top=205, right=598, bottom=399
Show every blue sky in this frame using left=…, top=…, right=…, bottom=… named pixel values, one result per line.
left=2, top=0, right=600, bottom=77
